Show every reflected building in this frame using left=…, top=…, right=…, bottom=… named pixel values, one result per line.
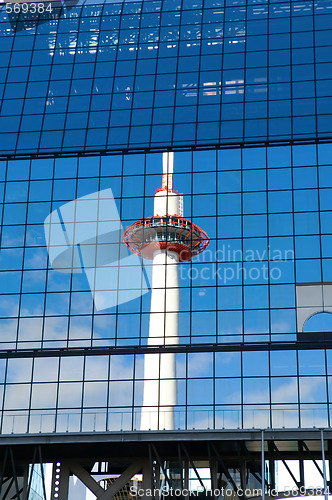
left=1, top=0, right=332, bottom=497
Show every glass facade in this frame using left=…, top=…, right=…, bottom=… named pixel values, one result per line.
left=1, top=0, right=332, bottom=435
left=1, top=0, right=332, bottom=153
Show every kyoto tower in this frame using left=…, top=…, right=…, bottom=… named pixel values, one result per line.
left=123, top=152, right=209, bottom=430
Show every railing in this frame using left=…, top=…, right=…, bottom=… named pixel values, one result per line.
left=0, top=407, right=330, bottom=434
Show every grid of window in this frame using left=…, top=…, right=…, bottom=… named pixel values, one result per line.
left=1, top=348, right=332, bottom=434
left=1, top=144, right=332, bottom=349
left=1, top=0, right=332, bottom=154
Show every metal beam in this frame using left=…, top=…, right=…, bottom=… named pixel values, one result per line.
left=181, top=444, right=206, bottom=493
left=52, top=461, right=69, bottom=500
left=209, top=443, right=238, bottom=492
left=97, top=461, right=143, bottom=500
left=22, top=465, right=28, bottom=500
left=151, top=444, right=172, bottom=488
left=271, top=443, right=300, bottom=488
left=268, top=441, right=275, bottom=490
left=69, top=462, right=105, bottom=497
left=2, top=134, right=332, bottom=163
left=9, top=448, right=20, bottom=500
left=239, top=441, right=267, bottom=486
left=142, top=459, right=152, bottom=500
left=0, top=448, right=8, bottom=498
left=298, top=442, right=304, bottom=488
left=301, top=440, right=324, bottom=479
left=208, top=443, right=217, bottom=497
left=26, top=447, right=37, bottom=500
left=321, top=430, right=328, bottom=500
left=2, top=340, right=332, bottom=361
left=261, top=431, right=265, bottom=500
left=328, top=440, right=332, bottom=489
left=178, top=443, right=184, bottom=490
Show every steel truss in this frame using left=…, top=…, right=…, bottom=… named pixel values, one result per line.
left=0, top=430, right=331, bottom=500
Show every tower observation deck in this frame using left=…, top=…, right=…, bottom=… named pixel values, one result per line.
left=123, top=156, right=209, bottom=262
left=123, top=152, right=209, bottom=431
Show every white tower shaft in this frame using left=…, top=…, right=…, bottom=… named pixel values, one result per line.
left=141, top=152, right=180, bottom=430
left=140, top=251, right=179, bottom=430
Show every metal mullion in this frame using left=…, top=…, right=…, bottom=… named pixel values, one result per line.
left=289, top=0, right=294, bottom=142
left=265, top=144, right=272, bottom=428
left=3, top=339, right=332, bottom=360
left=79, top=354, right=86, bottom=432
left=325, top=348, right=330, bottom=427
left=296, top=349, right=301, bottom=428
left=36, top=5, right=61, bottom=153
left=261, top=430, right=265, bottom=500
left=240, top=144, right=244, bottom=428
left=185, top=351, right=188, bottom=430
left=106, top=353, right=111, bottom=432
left=0, top=157, right=10, bottom=353
left=54, top=346, right=61, bottom=432
left=41, top=159, right=56, bottom=350
left=65, top=163, right=79, bottom=350
left=0, top=359, right=8, bottom=436
left=170, top=0, right=184, bottom=147
left=104, top=4, right=124, bottom=149
left=26, top=355, right=35, bottom=434
left=240, top=146, right=244, bottom=348
left=268, top=348, right=272, bottom=430
left=213, top=294, right=216, bottom=430
left=1, top=12, right=37, bottom=155
left=316, top=142, right=325, bottom=333
left=266, top=1, right=270, bottom=143
left=189, top=151, right=193, bottom=346
left=59, top=4, right=84, bottom=151
left=218, top=0, right=226, bottom=144
left=122, top=3, right=143, bottom=150
left=241, top=339, right=243, bottom=429
left=90, top=156, right=101, bottom=350
left=311, top=0, right=319, bottom=142
left=17, top=159, right=32, bottom=353
left=242, top=3, right=247, bottom=144
left=91, top=160, right=104, bottom=431
left=132, top=352, right=136, bottom=431
left=215, top=150, right=219, bottom=354
left=193, top=0, right=204, bottom=145
left=290, top=123, right=300, bottom=422
left=0, top=17, right=19, bottom=122
left=138, top=153, right=148, bottom=348
left=148, top=9, right=163, bottom=148
left=82, top=13, right=102, bottom=151
left=265, top=13, right=271, bottom=348
left=4, top=136, right=332, bottom=162
left=114, top=155, right=124, bottom=348
left=311, top=4, right=324, bottom=317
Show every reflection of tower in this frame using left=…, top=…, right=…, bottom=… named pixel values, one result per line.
left=124, top=152, right=209, bottom=430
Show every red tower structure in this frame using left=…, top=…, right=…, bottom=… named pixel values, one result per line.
left=123, top=157, right=209, bottom=262
left=123, top=152, right=209, bottom=430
